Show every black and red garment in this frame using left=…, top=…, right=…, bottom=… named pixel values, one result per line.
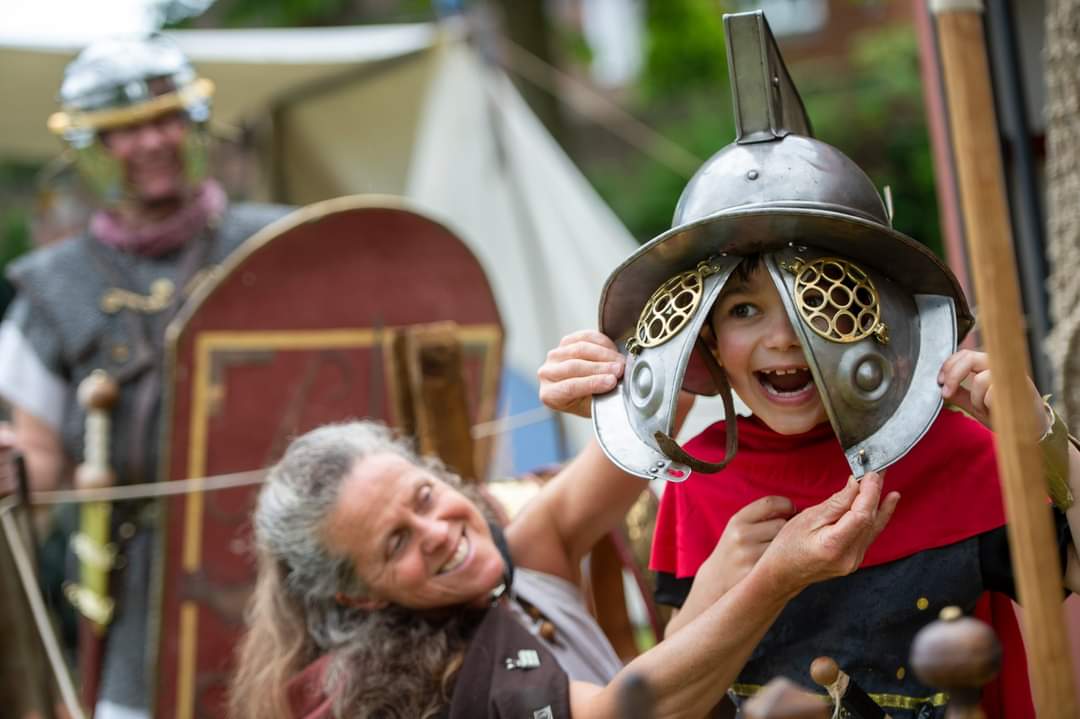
left=652, top=409, right=1070, bottom=718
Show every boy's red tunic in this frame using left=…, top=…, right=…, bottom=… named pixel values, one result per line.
left=651, top=408, right=1036, bottom=717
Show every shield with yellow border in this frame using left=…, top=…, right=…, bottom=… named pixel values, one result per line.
left=151, top=196, right=503, bottom=719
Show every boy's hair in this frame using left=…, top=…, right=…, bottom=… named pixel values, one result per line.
left=734, top=252, right=763, bottom=283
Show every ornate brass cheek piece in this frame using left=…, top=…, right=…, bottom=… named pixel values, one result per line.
left=780, top=256, right=889, bottom=345
left=100, top=278, right=175, bottom=314
left=626, top=257, right=728, bottom=355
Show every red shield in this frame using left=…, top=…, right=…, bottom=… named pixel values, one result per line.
left=151, top=197, right=503, bottom=719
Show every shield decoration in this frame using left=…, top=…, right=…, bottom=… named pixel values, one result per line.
left=151, top=196, right=503, bottom=719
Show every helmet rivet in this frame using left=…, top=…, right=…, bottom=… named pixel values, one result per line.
left=854, top=357, right=884, bottom=391
left=632, top=364, right=654, bottom=397
left=746, top=169, right=759, bottom=181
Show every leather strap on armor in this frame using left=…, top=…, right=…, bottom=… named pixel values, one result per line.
left=653, top=337, right=739, bottom=475
left=444, top=602, right=571, bottom=719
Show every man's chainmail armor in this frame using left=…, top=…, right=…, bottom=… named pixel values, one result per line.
left=5, top=201, right=290, bottom=710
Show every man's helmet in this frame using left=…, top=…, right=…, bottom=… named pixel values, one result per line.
left=593, top=11, right=971, bottom=481
left=46, top=35, right=214, bottom=202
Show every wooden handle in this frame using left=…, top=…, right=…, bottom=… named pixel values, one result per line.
left=931, top=5, right=1079, bottom=715
left=77, top=370, right=119, bottom=412
left=742, top=678, right=830, bottom=719
left=910, top=606, right=999, bottom=719
left=810, top=656, right=840, bottom=688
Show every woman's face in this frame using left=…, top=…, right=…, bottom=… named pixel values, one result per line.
left=323, top=452, right=506, bottom=610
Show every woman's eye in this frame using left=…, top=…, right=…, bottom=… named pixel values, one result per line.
left=388, top=530, right=406, bottom=558
left=418, top=484, right=432, bottom=507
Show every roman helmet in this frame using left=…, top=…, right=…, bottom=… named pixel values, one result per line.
left=46, top=34, right=214, bottom=203
left=593, top=11, right=971, bottom=482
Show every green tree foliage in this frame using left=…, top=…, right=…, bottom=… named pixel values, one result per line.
left=586, top=0, right=736, bottom=243
left=167, top=0, right=435, bottom=28
left=640, top=0, right=730, bottom=100
left=584, top=2, right=942, bottom=259
left=797, top=25, right=941, bottom=257
left=0, top=161, right=38, bottom=284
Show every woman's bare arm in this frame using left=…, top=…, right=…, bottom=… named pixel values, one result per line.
left=569, top=474, right=898, bottom=719
left=509, top=330, right=695, bottom=584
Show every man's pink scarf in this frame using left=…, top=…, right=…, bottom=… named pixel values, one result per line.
left=89, top=180, right=227, bottom=256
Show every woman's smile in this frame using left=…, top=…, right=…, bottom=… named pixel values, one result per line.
left=325, top=453, right=507, bottom=610
left=437, top=531, right=471, bottom=575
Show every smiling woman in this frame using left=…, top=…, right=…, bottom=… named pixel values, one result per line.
left=229, top=417, right=897, bottom=719
left=231, top=423, right=500, bottom=719
left=322, top=451, right=507, bottom=611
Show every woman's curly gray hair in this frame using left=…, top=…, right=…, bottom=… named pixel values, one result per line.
left=230, top=421, right=495, bottom=719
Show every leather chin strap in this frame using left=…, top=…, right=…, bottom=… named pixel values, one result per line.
left=653, top=336, right=739, bottom=474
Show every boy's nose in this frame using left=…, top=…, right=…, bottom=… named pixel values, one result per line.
left=763, top=312, right=801, bottom=351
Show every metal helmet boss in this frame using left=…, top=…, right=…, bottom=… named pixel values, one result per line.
left=593, top=11, right=972, bottom=482
left=47, top=34, right=214, bottom=202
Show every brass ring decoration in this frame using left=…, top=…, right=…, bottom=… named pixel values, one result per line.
left=784, top=257, right=889, bottom=345
left=627, top=259, right=722, bottom=354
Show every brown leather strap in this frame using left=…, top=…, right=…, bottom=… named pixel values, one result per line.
left=653, top=337, right=739, bottom=474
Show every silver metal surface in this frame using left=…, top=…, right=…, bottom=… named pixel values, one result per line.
left=58, top=35, right=197, bottom=115
left=843, top=295, right=956, bottom=476
left=594, top=257, right=740, bottom=481
left=597, top=12, right=971, bottom=383
left=592, top=8, right=969, bottom=476
left=767, top=248, right=956, bottom=477
left=724, top=11, right=811, bottom=143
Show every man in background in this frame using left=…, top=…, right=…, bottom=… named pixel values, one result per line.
left=0, top=35, right=289, bottom=718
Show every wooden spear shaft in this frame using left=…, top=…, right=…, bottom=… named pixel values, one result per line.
left=930, top=2, right=1078, bottom=714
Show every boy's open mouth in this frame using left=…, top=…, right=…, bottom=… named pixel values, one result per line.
left=756, top=367, right=814, bottom=397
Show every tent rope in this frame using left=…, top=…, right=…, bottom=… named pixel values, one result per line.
left=3, top=405, right=555, bottom=507
left=497, top=38, right=704, bottom=179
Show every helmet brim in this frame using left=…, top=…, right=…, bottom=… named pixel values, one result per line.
left=599, top=206, right=972, bottom=395
left=48, top=77, right=214, bottom=137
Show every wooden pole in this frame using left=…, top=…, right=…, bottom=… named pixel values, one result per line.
left=403, top=322, right=479, bottom=482
left=930, top=2, right=1079, bottom=714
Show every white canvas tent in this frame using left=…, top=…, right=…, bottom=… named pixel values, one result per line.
left=0, top=20, right=730, bottom=469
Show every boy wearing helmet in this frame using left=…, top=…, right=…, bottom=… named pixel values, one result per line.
left=538, top=12, right=1079, bottom=718
left=0, top=35, right=289, bottom=718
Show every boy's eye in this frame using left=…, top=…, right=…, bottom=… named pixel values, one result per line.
left=730, top=302, right=759, bottom=319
